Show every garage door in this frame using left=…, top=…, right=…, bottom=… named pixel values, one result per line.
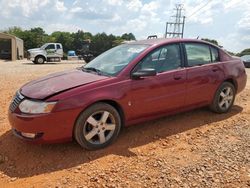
left=0, top=39, right=11, bottom=60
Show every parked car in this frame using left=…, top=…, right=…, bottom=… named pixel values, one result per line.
left=67, top=50, right=78, bottom=61
left=240, top=55, right=250, bottom=68
left=27, top=43, right=63, bottom=64
left=9, top=38, right=247, bottom=150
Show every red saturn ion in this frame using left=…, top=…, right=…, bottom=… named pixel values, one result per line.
left=8, top=38, right=247, bottom=150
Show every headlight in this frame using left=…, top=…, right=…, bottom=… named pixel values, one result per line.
left=19, top=100, right=57, bottom=114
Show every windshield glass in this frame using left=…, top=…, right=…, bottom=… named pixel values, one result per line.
left=84, top=44, right=149, bottom=76
left=40, top=44, right=48, bottom=49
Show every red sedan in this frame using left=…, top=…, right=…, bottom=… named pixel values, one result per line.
left=8, top=38, right=247, bottom=150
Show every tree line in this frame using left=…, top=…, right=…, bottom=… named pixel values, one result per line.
left=4, top=27, right=136, bottom=57
left=3, top=27, right=250, bottom=57
left=201, top=38, right=250, bottom=57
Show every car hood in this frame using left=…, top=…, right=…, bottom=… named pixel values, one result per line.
left=20, top=69, right=108, bottom=99
left=28, top=48, right=42, bottom=52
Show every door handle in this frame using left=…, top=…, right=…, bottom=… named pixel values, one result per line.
left=212, top=68, right=219, bottom=72
left=174, top=76, right=182, bottom=80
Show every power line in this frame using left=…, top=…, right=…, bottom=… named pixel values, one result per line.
left=187, top=0, right=213, bottom=18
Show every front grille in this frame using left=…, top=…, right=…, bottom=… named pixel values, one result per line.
left=27, top=51, right=30, bottom=58
left=9, top=91, right=25, bottom=112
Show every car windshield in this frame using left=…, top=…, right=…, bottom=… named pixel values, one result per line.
left=40, top=44, right=48, bottom=49
left=83, top=44, right=149, bottom=76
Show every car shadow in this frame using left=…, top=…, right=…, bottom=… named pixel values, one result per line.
left=0, top=105, right=243, bottom=178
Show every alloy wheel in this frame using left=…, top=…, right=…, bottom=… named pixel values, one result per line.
left=218, top=86, right=234, bottom=110
left=37, top=57, right=44, bottom=64
left=83, top=111, right=116, bottom=145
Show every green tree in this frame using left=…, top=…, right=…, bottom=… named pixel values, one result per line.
left=51, top=31, right=74, bottom=52
left=237, top=48, right=250, bottom=57
left=4, top=26, right=23, bottom=37
left=4, top=26, right=137, bottom=56
left=91, top=32, right=111, bottom=54
left=72, top=30, right=88, bottom=51
left=201, top=38, right=219, bottom=46
left=121, top=33, right=136, bottom=41
left=5, top=27, right=49, bottom=50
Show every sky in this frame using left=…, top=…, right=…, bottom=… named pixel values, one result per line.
left=0, top=0, right=249, bottom=53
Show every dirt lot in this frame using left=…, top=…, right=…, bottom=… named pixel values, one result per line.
left=0, top=60, right=249, bottom=188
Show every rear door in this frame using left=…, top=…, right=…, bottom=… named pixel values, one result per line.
left=56, top=44, right=63, bottom=57
left=129, top=43, right=187, bottom=120
left=184, top=43, right=224, bottom=106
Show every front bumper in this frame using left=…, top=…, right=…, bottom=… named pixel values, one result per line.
left=244, top=61, right=250, bottom=68
left=27, top=52, right=35, bottom=61
left=27, top=57, right=35, bottom=61
left=8, top=108, right=81, bottom=144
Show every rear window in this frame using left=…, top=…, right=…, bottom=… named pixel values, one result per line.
left=211, top=47, right=220, bottom=62
left=56, top=44, right=61, bottom=49
left=185, top=43, right=211, bottom=66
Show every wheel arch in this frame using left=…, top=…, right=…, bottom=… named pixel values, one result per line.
left=35, top=54, right=46, bottom=61
left=211, top=77, right=238, bottom=105
left=223, top=77, right=238, bottom=92
left=95, top=99, right=126, bottom=127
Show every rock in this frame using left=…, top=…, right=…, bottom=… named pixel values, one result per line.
left=76, top=166, right=82, bottom=170
left=162, top=142, right=168, bottom=146
left=74, top=169, right=80, bottom=173
left=62, top=179, right=68, bottom=184
left=10, top=177, right=17, bottom=182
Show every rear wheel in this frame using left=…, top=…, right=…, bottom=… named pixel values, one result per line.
left=74, top=103, right=121, bottom=150
left=210, top=82, right=236, bottom=113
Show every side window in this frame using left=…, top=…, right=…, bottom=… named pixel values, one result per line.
left=45, top=44, right=55, bottom=50
left=135, top=44, right=181, bottom=73
left=211, top=47, right=219, bottom=62
left=151, top=50, right=161, bottom=62
left=185, top=43, right=211, bottom=66
left=56, top=44, right=61, bottom=49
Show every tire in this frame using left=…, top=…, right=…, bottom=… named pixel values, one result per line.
left=210, top=82, right=236, bottom=113
left=34, top=56, right=45, bottom=64
left=74, top=103, right=121, bottom=150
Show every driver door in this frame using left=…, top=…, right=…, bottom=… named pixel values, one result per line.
left=45, top=44, right=56, bottom=58
left=129, top=43, right=187, bottom=120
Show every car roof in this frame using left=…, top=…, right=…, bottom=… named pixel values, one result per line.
left=128, top=38, right=213, bottom=46
left=45, top=43, right=61, bottom=45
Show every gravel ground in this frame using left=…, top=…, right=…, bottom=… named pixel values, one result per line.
left=0, top=60, right=249, bottom=188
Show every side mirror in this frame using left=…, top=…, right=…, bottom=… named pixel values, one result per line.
left=131, top=68, right=157, bottom=79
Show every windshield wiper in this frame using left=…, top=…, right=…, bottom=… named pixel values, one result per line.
left=83, top=67, right=102, bottom=74
left=81, top=67, right=110, bottom=76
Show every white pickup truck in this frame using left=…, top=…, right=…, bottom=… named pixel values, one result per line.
left=27, top=43, right=63, bottom=64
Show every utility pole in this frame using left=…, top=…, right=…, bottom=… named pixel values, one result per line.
left=165, top=4, right=185, bottom=38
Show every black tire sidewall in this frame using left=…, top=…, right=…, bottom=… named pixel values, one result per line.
left=74, top=103, right=121, bottom=150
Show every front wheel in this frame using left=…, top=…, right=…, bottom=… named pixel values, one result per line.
left=210, top=82, right=236, bottom=113
left=74, top=103, right=121, bottom=150
left=34, top=56, right=45, bottom=64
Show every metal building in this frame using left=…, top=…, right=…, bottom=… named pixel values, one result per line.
left=0, top=32, right=24, bottom=61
